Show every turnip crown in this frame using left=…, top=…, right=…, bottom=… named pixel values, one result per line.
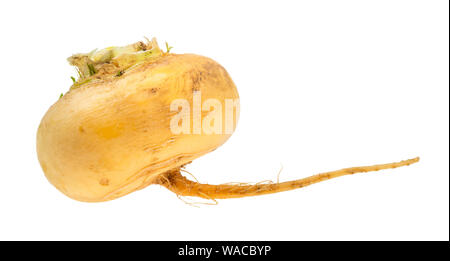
left=67, top=37, right=166, bottom=89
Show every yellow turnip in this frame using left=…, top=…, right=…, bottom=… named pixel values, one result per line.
left=36, top=38, right=419, bottom=202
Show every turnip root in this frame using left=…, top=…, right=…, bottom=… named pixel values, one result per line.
left=156, top=158, right=419, bottom=199
left=36, top=38, right=419, bottom=202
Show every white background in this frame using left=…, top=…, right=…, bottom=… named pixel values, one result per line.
left=0, top=0, right=448, bottom=240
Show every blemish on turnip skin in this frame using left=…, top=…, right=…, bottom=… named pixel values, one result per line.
left=99, top=178, right=109, bottom=186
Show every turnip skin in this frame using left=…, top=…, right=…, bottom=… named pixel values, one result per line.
left=37, top=54, right=239, bottom=202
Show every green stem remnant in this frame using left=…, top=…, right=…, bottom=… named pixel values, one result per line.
left=67, top=37, right=165, bottom=89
